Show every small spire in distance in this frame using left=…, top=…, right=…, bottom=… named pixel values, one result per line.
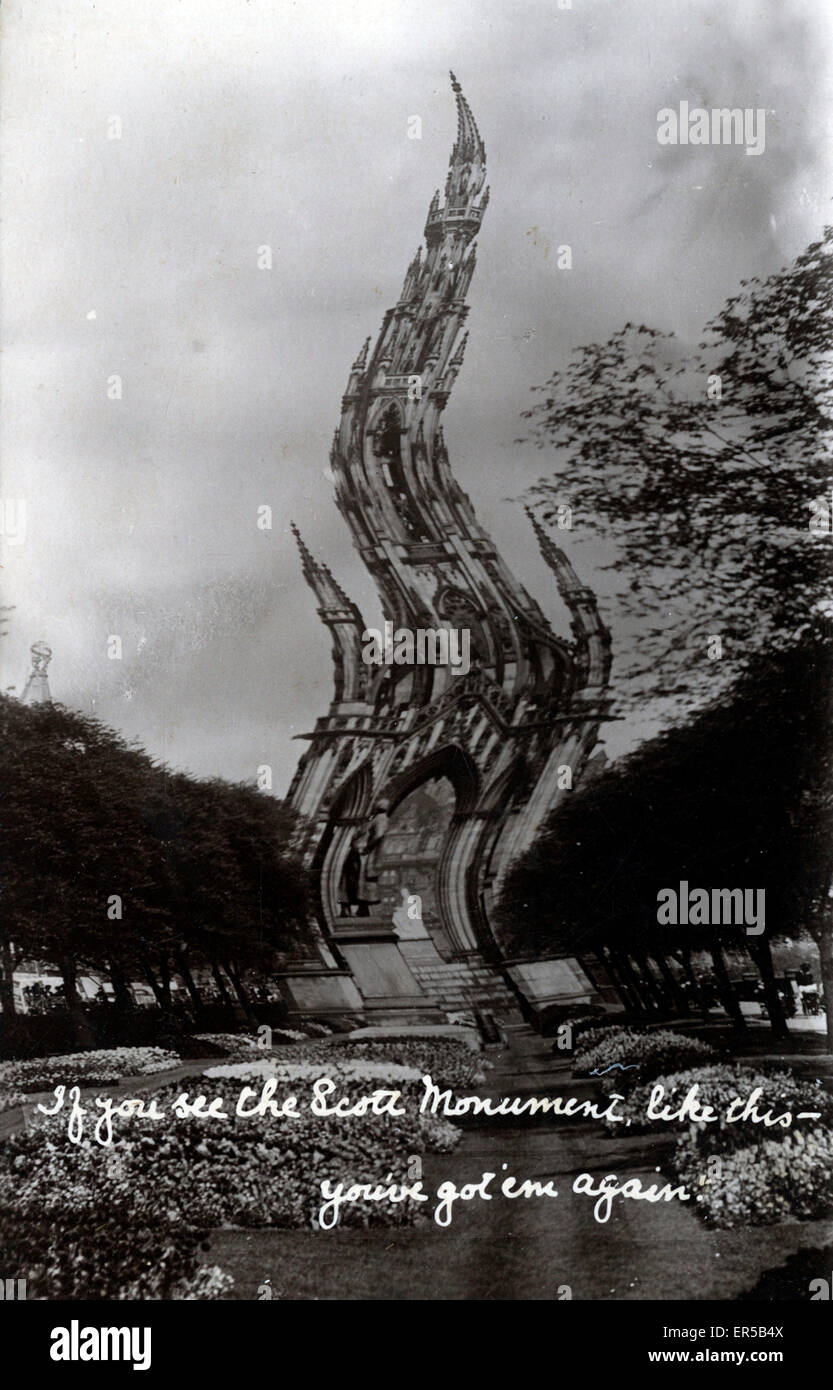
left=22, top=640, right=52, bottom=705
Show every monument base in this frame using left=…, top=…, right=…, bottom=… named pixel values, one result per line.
left=505, top=956, right=605, bottom=1028
left=274, top=966, right=364, bottom=1018
left=331, top=918, right=446, bottom=1023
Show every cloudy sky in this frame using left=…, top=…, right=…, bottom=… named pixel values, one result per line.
left=2, top=0, right=831, bottom=793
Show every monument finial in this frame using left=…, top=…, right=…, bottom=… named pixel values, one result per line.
left=449, top=71, right=485, bottom=166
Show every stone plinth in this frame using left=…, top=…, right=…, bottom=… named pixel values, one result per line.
left=505, top=957, right=601, bottom=1024
left=331, top=917, right=444, bottom=1021
left=274, top=966, right=364, bottom=1017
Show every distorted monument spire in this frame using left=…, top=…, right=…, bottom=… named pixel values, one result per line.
left=285, top=75, right=611, bottom=1019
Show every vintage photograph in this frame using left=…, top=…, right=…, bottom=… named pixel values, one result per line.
left=1, top=0, right=832, bottom=1333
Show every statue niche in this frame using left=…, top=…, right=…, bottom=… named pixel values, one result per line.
left=373, top=777, right=456, bottom=958
left=337, top=800, right=391, bottom=918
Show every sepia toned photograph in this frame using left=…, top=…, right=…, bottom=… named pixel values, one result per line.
left=1, top=0, right=832, bottom=1355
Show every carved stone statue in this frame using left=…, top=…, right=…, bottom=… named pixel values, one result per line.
left=355, top=800, right=390, bottom=916
left=337, top=833, right=363, bottom=916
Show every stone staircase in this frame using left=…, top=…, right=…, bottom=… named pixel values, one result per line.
left=404, top=953, right=520, bottom=1016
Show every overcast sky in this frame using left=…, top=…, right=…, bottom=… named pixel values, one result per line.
left=2, top=0, right=831, bottom=793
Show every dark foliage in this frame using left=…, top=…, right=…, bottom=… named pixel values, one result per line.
left=0, top=696, right=310, bottom=1033
left=495, top=640, right=833, bottom=1041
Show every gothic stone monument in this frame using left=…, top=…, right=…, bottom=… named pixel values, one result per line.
left=281, top=75, right=613, bottom=1023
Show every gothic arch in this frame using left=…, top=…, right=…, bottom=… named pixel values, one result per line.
left=375, top=743, right=489, bottom=954
left=382, top=741, right=480, bottom=817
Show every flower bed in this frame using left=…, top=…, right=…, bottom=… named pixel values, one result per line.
left=191, top=1029, right=315, bottom=1057
left=204, top=1058, right=425, bottom=1084
left=572, top=1024, right=632, bottom=1061
left=194, top=1035, right=487, bottom=1088
left=570, top=1013, right=629, bottom=1043
left=297, top=1020, right=334, bottom=1037
left=0, top=1046, right=180, bottom=1094
left=0, top=1089, right=27, bottom=1115
left=345, top=1026, right=481, bottom=1050
left=602, top=1063, right=833, bottom=1147
left=191, top=1033, right=265, bottom=1059
left=0, top=1120, right=229, bottom=1299
left=676, top=1127, right=833, bottom=1227
left=0, top=1044, right=466, bottom=1297
left=260, top=1037, right=489, bottom=1090
left=576, top=1028, right=717, bottom=1092
left=596, top=1056, right=833, bottom=1228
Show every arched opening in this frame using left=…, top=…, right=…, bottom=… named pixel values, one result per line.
left=374, top=775, right=456, bottom=958
left=371, top=404, right=428, bottom=540
left=312, top=760, right=373, bottom=937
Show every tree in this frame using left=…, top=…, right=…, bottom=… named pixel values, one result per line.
left=154, top=773, right=308, bottom=1021
left=0, top=695, right=310, bottom=1042
left=494, top=640, right=833, bottom=1047
left=520, top=226, right=833, bottom=715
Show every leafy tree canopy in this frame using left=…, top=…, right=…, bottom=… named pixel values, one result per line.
left=495, top=638, right=833, bottom=973
left=0, top=696, right=309, bottom=998
left=521, top=226, right=833, bottom=714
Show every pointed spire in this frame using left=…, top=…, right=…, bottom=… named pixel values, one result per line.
left=344, top=335, right=372, bottom=400
left=352, top=336, right=371, bottom=371
left=525, top=507, right=581, bottom=595
left=450, top=331, right=469, bottom=366
left=399, top=248, right=423, bottom=302
left=291, top=523, right=357, bottom=614
left=22, top=640, right=52, bottom=706
left=425, top=74, right=486, bottom=242
left=292, top=520, right=335, bottom=591
left=449, top=71, right=486, bottom=164
left=526, top=508, right=611, bottom=691
left=290, top=525, right=369, bottom=707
